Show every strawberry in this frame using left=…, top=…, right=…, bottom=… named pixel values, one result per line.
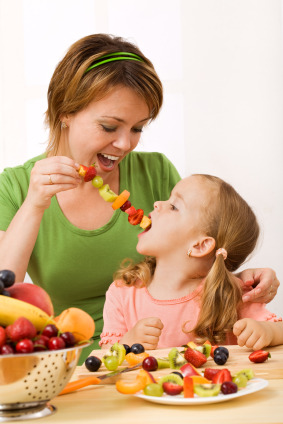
left=212, top=368, right=232, bottom=384
left=184, top=346, right=207, bottom=368
left=0, top=326, right=6, bottom=347
left=162, top=382, right=183, bottom=396
left=84, top=164, right=97, bottom=182
left=128, top=209, right=144, bottom=226
left=249, top=350, right=271, bottom=363
left=203, top=368, right=220, bottom=381
left=7, top=317, right=37, bottom=342
left=210, top=344, right=219, bottom=358
left=125, top=206, right=136, bottom=216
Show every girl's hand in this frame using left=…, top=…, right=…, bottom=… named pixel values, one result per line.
left=26, top=156, right=81, bottom=211
left=238, top=268, right=279, bottom=303
left=120, top=317, right=164, bottom=350
left=233, top=318, right=272, bottom=350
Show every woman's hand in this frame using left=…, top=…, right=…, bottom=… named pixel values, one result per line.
left=233, top=318, right=272, bottom=350
left=120, top=317, right=164, bottom=350
left=26, top=156, right=81, bottom=211
left=238, top=268, right=279, bottom=304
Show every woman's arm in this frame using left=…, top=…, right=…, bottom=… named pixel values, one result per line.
left=238, top=268, right=279, bottom=304
left=0, top=157, right=80, bottom=281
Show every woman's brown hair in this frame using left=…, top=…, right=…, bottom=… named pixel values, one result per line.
left=114, top=174, right=260, bottom=344
left=45, top=33, right=163, bottom=156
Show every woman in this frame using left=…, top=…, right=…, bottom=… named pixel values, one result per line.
left=0, top=34, right=279, bottom=362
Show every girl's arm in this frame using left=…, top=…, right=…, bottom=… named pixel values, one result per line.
left=233, top=318, right=283, bottom=350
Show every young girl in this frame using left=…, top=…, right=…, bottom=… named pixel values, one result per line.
left=100, top=175, right=282, bottom=350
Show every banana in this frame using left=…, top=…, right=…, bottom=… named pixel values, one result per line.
left=0, top=295, right=56, bottom=330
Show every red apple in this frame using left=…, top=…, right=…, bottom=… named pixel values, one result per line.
left=7, top=283, right=54, bottom=316
left=180, top=362, right=201, bottom=377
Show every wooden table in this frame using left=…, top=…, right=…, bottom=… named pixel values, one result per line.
left=18, top=345, right=283, bottom=423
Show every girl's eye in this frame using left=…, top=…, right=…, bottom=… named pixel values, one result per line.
left=170, top=204, right=178, bottom=211
left=101, top=125, right=117, bottom=132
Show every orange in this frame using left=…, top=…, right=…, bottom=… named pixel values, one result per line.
left=190, top=375, right=211, bottom=384
left=125, top=351, right=149, bottom=366
left=54, top=307, right=95, bottom=342
left=111, top=190, right=130, bottom=210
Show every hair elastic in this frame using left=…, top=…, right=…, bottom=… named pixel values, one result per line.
left=85, top=52, right=144, bottom=73
left=215, top=248, right=227, bottom=260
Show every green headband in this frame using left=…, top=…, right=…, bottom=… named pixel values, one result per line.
left=85, top=52, right=144, bottom=73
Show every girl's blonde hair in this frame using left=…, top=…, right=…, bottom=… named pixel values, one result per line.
left=114, top=174, right=260, bottom=344
left=45, top=34, right=163, bottom=156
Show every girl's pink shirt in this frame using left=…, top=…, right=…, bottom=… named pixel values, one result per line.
left=99, top=282, right=281, bottom=347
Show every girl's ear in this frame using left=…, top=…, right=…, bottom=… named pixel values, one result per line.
left=189, top=237, right=215, bottom=258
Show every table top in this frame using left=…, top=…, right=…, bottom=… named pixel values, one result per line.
left=11, top=345, right=283, bottom=423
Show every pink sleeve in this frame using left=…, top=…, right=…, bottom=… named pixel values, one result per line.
left=239, top=302, right=282, bottom=322
left=99, top=282, right=128, bottom=347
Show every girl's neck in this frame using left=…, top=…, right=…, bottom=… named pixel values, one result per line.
left=147, top=259, right=204, bottom=301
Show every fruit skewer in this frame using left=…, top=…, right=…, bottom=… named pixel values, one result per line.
left=77, top=164, right=151, bottom=230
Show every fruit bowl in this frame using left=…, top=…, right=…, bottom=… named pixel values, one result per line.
left=0, top=343, right=90, bottom=421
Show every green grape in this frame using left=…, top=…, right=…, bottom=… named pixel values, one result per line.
left=143, top=383, right=164, bottom=397
left=232, top=373, right=248, bottom=388
left=92, top=175, right=104, bottom=188
left=103, top=356, right=119, bottom=371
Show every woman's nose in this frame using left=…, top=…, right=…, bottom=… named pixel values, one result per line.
left=154, top=201, right=161, bottom=210
left=112, top=132, right=132, bottom=152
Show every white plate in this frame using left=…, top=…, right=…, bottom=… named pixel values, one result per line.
left=135, top=378, right=268, bottom=405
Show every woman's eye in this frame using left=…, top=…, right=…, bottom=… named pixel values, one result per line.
left=170, top=204, right=178, bottom=211
left=132, top=127, right=143, bottom=133
left=101, top=125, right=117, bottom=132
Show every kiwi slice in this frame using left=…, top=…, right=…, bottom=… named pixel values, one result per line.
left=194, top=344, right=212, bottom=358
left=103, top=343, right=126, bottom=366
left=234, top=369, right=254, bottom=380
left=194, top=384, right=221, bottom=397
left=168, top=347, right=187, bottom=369
left=158, top=373, right=184, bottom=387
left=156, top=357, right=170, bottom=369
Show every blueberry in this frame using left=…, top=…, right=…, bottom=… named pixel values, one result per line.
left=85, top=356, right=102, bottom=372
left=214, top=352, right=228, bottom=365
left=0, top=270, right=15, bottom=288
left=123, top=344, right=131, bottom=355
left=214, top=346, right=229, bottom=359
left=130, top=343, right=145, bottom=354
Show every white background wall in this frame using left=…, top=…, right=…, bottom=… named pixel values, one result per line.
left=0, top=0, right=282, bottom=317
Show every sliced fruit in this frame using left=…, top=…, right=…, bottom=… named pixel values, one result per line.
left=184, top=346, right=207, bottom=368
left=116, top=374, right=147, bottom=394
left=137, top=369, right=157, bottom=385
left=249, top=350, right=270, bottom=363
left=168, top=347, right=187, bottom=369
left=186, top=341, right=198, bottom=349
left=102, top=356, right=119, bottom=371
left=212, top=369, right=232, bottom=384
left=125, top=351, right=149, bottom=366
left=128, top=209, right=144, bottom=225
left=108, top=342, right=126, bottom=365
left=156, top=357, right=170, bottom=369
left=77, top=164, right=88, bottom=178
left=203, top=368, right=220, bottom=381
left=98, top=184, right=118, bottom=202
left=112, top=190, right=130, bottom=210
left=163, top=382, right=183, bottom=396
left=140, top=215, right=151, bottom=229
left=125, top=206, right=136, bottom=215
left=84, top=164, right=97, bottom=182
left=234, top=368, right=254, bottom=380
left=143, top=383, right=163, bottom=397
left=120, top=200, right=131, bottom=212
left=194, top=384, right=221, bottom=397
left=183, top=376, right=194, bottom=398
left=180, top=362, right=201, bottom=377
left=191, top=375, right=211, bottom=384
left=158, top=373, right=184, bottom=387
